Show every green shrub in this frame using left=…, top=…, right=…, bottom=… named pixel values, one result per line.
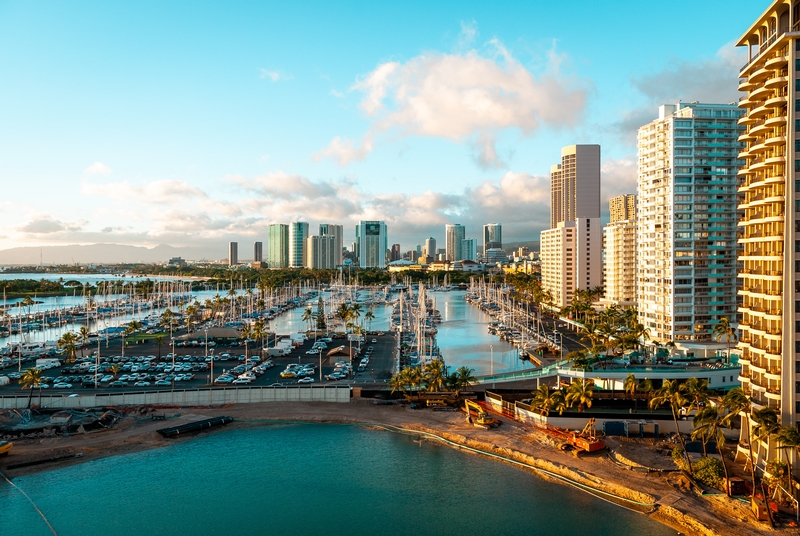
left=671, top=446, right=725, bottom=490
left=692, top=457, right=725, bottom=491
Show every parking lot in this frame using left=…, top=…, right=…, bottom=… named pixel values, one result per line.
left=0, top=331, right=397, bottom=396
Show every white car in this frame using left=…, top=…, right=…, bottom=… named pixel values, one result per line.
left=53, top=382, right=72, bottom=388
left=134, top=381, right=150, bottom=387
left=297, top=377, right=314, bottom=384
left=232, top=378, right=252, bottom=384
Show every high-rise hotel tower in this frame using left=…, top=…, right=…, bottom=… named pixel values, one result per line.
left=637, top=103, right=743, bottom=346
left=736, top=0, right=799, bottom=471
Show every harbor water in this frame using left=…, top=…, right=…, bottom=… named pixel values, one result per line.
left=0, top=424, right=677, bottom=536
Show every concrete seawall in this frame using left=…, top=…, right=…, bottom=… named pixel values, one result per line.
left=0, top=385, right=351, bottom=409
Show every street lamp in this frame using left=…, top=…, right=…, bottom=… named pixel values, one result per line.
left=204, top=328, right=209, bottom=384
left=553, top=330, right=563, bottom=361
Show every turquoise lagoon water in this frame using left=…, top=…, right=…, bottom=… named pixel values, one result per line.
left=1, top=425, right=677, bottom=536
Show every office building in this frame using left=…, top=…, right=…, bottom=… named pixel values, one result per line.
left=355, top=221, right=387, bottom=268
left=461, top=238, right=477, bottom=262
left=267, top=224, right=289, bottom=268
left=736, top=1, right=799, bottom=471
left=305, top=235, right=337, bottom=269
left=289, top=222, right=309, bottom=268
left=603, top=195, right=637, bottom=307
left=253, top=241, right=263, bottom=263
left=609, top=194, right=636, bottom=223
left=540, top=145, right=602, bottom=308
left=319, top=224, right=343, bottom=266
left=424, top=237, right=436, bottom=258
left=549, top=145, right=601, bottom=228
left=483, top=223, right=502, bottom=254
left=637, top=103, right=741, bottom=344
left=390, top=244, right=401, bottom=262
left=445, top=224, right=466, bottom=261
left=228, top=242, right=238, bottom=266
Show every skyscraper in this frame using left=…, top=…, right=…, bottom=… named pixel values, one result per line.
left=228, top=242, right=238, bottom=266
left=736, top=2, right=798, bottom=471
left=461, top=238, right=476, bottom=262
left=424, top=237, right=436, bottom=259
left=609, top=195, right=636, bottom=223
left=289, top=222, right=309, bottom=268
left=637, top=103, right=741, bottom=344
left=319, top=223, right=343, bottom=266
left=253, top=241, right=263, bottom=263
left=390, top=244, right=401, bottom=262
left=305, top=235, right=337, bottom=269
left=603, top=196, right=636, bottom=307
left=540, top=145, right=602, bottom=308
left=445, top=224, right=466, bottom=261
left=355, top=221, right=387, bottom=268
left=268, top=224, right=289, bottom=268
left=483, top=223, right=502, bottom=254
left=549, top=145, right=601, bottom=228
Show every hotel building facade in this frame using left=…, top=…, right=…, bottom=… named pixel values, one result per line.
left=736, top=0, right=799, bottom=470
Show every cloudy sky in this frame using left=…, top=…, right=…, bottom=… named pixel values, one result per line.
left=0, top=1, right=764, bottom=258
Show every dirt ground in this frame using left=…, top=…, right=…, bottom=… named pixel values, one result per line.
left=1, top=400, right=796, bottom=536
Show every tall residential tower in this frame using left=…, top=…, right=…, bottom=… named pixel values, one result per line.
left=268, top=224, right=289, bottom=268
left=636, top=103, right=742, bottom=346
left=289, top=222, right=309, bottom=268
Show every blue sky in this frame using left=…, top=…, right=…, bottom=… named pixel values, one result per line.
left=0, top=0, right=768, bottom=258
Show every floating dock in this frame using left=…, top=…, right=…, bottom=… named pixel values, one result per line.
left=156, top=416, right=234, bottom=438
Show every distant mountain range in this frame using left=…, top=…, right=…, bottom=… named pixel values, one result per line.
left=0, top=240, right=542, bottom=266
left=0, top=244, right=218, bottom=266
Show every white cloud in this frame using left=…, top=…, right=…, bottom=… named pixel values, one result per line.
left=329, top=89, right=345, bottom=98
left=317, top=37, right=587, bottom=167
left=312, top=136, right=374, bottom=166
left=81, top=178, right=209, bottom=205
left=84, top=162, right=112, bottom=175
left=259, top=68, right=292, bottom=82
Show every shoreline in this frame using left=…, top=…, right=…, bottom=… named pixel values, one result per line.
left=0, top=401, right=790, bottom=536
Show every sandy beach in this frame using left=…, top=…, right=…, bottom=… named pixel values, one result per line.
left=0, top=401, right=793, bottom=536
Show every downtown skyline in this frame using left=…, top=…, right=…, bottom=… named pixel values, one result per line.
left=0, top=1, right=767, bottom=258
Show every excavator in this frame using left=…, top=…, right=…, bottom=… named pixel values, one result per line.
left=463, top=399, right=502, bottom=430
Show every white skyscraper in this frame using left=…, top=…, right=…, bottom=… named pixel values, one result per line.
left=637, top=103, right=741, bottom=345
left=461, top=238, right=477, bottom=262
left=305, top=235, right=337, bottom=269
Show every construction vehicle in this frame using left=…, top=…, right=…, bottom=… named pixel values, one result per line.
left=549, top=418, right=605, bottom=453
left=463, top=399, right=501, bottom=430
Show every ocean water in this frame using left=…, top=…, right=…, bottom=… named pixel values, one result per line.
left=0, top=425, right=677, bottom=536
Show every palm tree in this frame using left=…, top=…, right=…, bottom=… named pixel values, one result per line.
left=752, top=407, right=779, bottom=462
left=776, top=425, right=800, bottom=497
left=388, top=373, right=407, bottom=396
left=350, top=303, right=362, bottom=328
left=650, top=379, right=693, bottom=476
left=335, top=303, right=351, bottom=329
left=454, top=366, right=476, bottom=391
left=301, top=308, right=313, bottom=332
left=713, top=317, right=736, bottom=364
left=532, top=384, right=566, bottom=417
left=19, top=367, right=43, bottom=408
left=723, top=387, right=757, bottom=498
left=78, top=326, right=91, bottom=356
left=57, top=332, right=79, bottom=363
left=565, top=379, right=595, bottom=412
left=692, top=406, right=732, bottom=494
left=364, top=309, right=375, bottom=332
left=684, top=377, right=711, bottom=415
left=154, top=333, right=167, bottom=359
left=624, top=373, right=639, bottom=411
left=423, top=360, right=445, bottom=392
left=251, top=320, right=267, bottom=357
